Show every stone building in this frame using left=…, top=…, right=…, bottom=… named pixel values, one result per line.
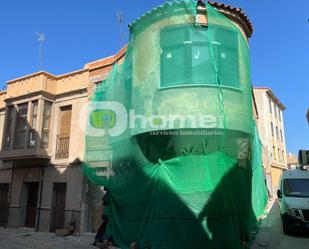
left=0, top=48, right=125, bottom=232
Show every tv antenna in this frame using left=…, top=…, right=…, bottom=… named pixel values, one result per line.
left=117, top=11, right=125, bottom=46
left=35, top=32, right=46, bottom=70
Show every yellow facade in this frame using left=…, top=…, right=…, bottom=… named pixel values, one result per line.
left=271, top=165, right=285, bottom=191
left=254, top=87, right=287, bottom=197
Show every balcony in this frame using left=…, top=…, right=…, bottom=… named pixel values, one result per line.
left=55, top=134, right=70, bottom=159
left=0, top=99, right=54, bottom=161
left=0, top=129, right=51, bottom=161
left=0, top=146, right=50, bottom=161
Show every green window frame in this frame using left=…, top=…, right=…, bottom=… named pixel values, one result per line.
left=160, top=24, right=240, bottom=88
left=213, top=26, right=240, bottom=88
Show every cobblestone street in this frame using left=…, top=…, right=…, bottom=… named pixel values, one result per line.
left=0, top=227, right=96, bottom=249
left=1, top=202, right=309, bottom=249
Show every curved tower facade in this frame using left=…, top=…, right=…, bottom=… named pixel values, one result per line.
left=83, top=1, right=267, bottom=248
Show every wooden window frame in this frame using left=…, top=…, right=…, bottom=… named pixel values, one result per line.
left=4, top=106, right=14, bottom=150
left=28, top=101, right=39, bottom=148
left=55, top=105, right=72, bottom=159
left=13, top=103, right=28, bottom=149
left=40, top=101, right=52, bottom=148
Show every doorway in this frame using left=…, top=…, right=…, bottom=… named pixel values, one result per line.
left=0, top=183, right=9, bottom=226
left=50, top=183, right=67, bottom=232
left=25, top=182, right=39, bottom=228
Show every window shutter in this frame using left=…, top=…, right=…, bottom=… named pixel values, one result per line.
left=59, top=106, right=72, bottom=135
left=215, top=27, right=239, bottom=87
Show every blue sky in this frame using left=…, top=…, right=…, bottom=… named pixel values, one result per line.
left=0, top=0, right=308, bottom=154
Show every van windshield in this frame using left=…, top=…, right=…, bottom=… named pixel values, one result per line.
left=284, top=179, right=309, bottom=197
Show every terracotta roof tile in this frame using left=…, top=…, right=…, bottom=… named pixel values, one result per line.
left=208, top=1, right=253, bottom=37
left=130, top=1, right=253, bottom=37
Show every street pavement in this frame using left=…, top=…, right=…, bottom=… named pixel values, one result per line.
left=1, top=203, right=309, bottom=249
left=0, top=227, right=96, bottom=249
left=252, top=201, right=309, bottom=249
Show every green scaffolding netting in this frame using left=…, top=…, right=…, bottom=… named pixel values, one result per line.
left=83, top=1, right=268, bottom=248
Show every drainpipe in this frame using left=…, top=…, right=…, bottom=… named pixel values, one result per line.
left=8, top=161, right=15, bottom=227
left=35, top=164, right=45, bottom=231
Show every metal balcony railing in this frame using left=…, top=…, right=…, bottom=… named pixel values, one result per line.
left=55, top=134, right=70, bottom=159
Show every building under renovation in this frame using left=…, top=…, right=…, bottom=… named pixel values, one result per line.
left=0, top=1, right=268, bottom=248
left=83, top=1, right=267, bottom=248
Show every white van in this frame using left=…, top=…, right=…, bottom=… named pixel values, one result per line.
left=277, top=169, right=309, bottom=234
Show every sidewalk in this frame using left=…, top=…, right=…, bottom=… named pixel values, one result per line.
left=251, top=201, right=309, bottom=249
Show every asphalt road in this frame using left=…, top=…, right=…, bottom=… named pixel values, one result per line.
left=252, top=201, right=309, bottom=249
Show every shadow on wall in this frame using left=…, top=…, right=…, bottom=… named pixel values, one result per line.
left=1, top=108, right=50, bottom=229
left=198, top=161, right=257, bottom=248
left=100, top=132, right=259, bottom=249
left=2, top=108, right=83, bottom=232
left=9, top=158, right=83, bottom=233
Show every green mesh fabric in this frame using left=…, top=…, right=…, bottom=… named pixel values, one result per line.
left=83, top=1, right=268, bottom=248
